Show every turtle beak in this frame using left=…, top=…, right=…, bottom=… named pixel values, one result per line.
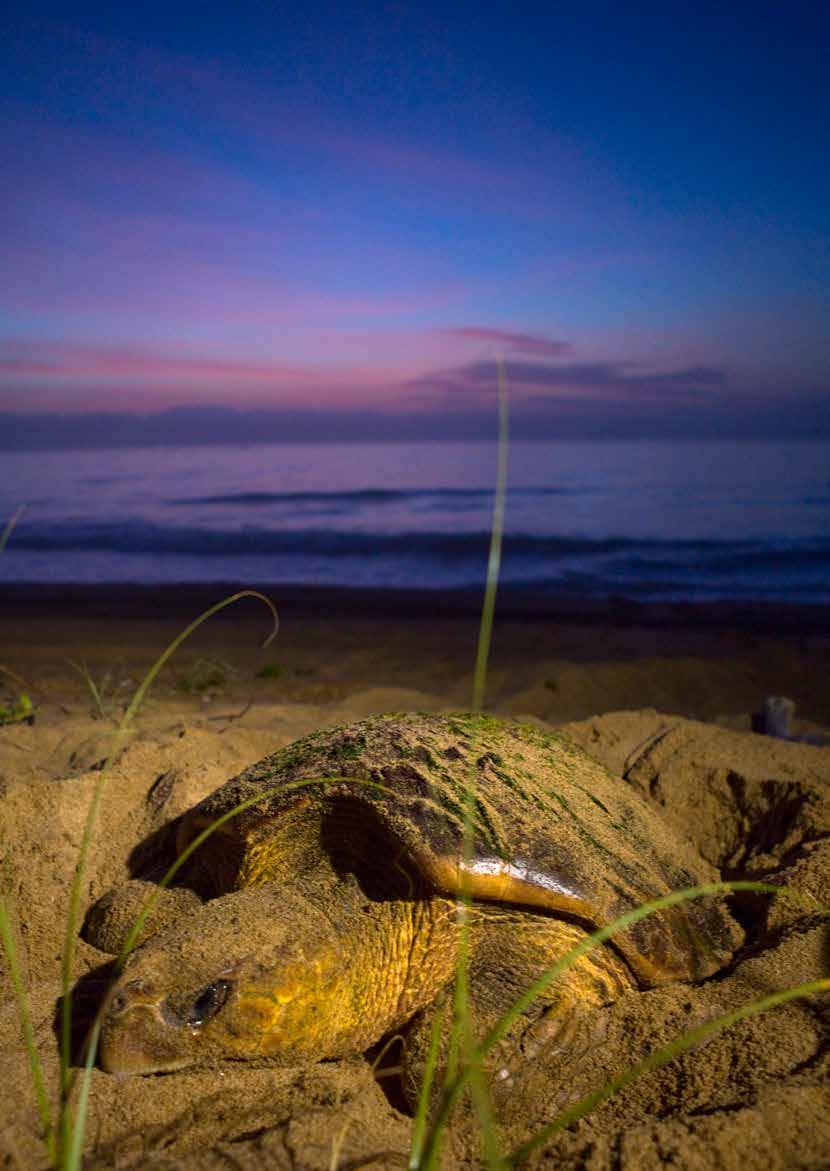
left=98, top=979, right=194, bottom=1075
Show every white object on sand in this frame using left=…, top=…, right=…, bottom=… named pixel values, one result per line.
left=762, top=695, right=795, bottom=739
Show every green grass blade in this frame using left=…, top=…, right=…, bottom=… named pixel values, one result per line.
left=443, top=900, right=471, bottom=1093
left=65, top=1016, right=101, bottom=1171
left=66, top=660, right=107, bottom=721
left=0, top=505, right=26, bottom=553
left=467, top=1058, right=502, bottom=1170
left=58, top=590, right=278, bottom=1162
left=444, top=361, right=508, bottom=1163
left=505, top=977, right=830, bottom=1166
left=415, top=879, right=780, bottom=1168
left=408, top=996, right=449, bottom=1170
left=445, top=893, right=502, bottom=1169
left=471, top=358, right=508, bottom=714
left=0, top=897, right=55, bottom=1163
left=2, top=507, right=51, bottom=1159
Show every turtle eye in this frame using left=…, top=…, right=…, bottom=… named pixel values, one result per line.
left=186, top=979, right=231, bottom=1028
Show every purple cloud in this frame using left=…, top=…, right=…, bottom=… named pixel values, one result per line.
left=407, top=359, right=728, bottom=403
left=437, top=327, right=571, bottom=358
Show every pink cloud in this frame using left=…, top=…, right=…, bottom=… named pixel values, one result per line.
left=0, top=338, right=398, bottom=380
left=0, top=338, right=416, bottom=411
left=437, top=327, right=571, bottom=358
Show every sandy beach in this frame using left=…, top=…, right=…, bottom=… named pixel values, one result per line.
left=1, top=584, right=828, bottom=1169
left=5, top=0, right=829, bottom=1164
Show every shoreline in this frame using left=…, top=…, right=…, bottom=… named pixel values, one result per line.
left=3, top=578, right=828, bottom=730
left=1, top=580, right=828, bottom=634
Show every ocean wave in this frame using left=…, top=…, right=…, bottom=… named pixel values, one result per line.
left=8, top=520, right=830, bottom=568
left=163, top=485, right=581, bottom=507
left=3, top=523, right=829, bottom=600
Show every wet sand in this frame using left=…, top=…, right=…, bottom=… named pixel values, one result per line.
left=0, top=585, right=828, bottom=1169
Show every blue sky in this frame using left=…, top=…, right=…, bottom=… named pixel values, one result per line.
left=2, top=0, right=829, bottom=442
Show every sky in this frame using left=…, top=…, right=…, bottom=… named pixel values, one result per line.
left=2, top=1, right=829, bottom=445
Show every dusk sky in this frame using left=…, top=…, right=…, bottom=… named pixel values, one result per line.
left=2, top=1, right=829, bottom=444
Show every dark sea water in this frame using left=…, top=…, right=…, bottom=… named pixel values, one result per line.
left=1, top=440, right=829, bottom=602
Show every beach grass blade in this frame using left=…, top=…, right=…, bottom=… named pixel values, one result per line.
left=66, top=660, right=108, bottom=722
left=0, top=899, right=55, bottom=1163
left=429, top=357, right=509, bottom=1168
left=408, top=995, right=449, bottom=1170
left=0, top=505, right=26, bottom=553
left=471, top=357, right=508, bottom=714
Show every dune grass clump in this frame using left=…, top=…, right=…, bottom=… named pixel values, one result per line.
left=176, top=655, right=234, bottom=694
left=256, top=660, right=284, bottom=680
left=67, top=659, right=135, bottom=722
left=0, top=665, right=34, bottom=726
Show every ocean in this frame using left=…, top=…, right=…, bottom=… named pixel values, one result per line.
left=1, top=439, right=828, bottom=602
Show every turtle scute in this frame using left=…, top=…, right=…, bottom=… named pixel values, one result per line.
left=91, top=712, right=743, bottom=1081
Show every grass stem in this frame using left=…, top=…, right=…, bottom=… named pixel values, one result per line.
left=0, top=505, right=26, bottom=553
left=471, top=358, right=508, bottom=714
left=0, top=898, right=55, bottom=1163
left=66, top=660, right=108, bottom=722
left=449, top=361, right=508, bottom=1163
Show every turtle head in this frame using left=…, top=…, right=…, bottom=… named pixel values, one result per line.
left=97, top=886, right=367, bottom=1075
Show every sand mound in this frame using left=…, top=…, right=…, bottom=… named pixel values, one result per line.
left=1, top=701, right=827, bottom=1169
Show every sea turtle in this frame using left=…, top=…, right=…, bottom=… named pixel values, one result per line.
left=87, top=713, right=742, bottom=1085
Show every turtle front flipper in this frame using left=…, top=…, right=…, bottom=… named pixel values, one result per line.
left=401, top=908, right=634, bottom=1106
